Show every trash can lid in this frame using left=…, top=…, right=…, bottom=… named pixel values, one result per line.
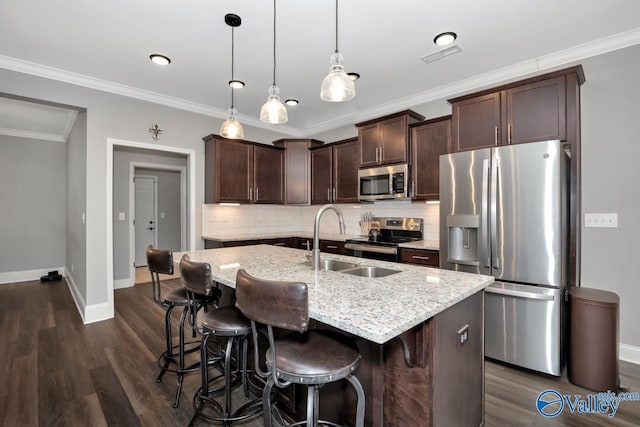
left=569, top=287, right=619, bottom=306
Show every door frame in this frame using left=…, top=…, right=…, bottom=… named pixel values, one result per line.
left=129, top=163, right=187, bottom=282
left=107, top=138, right=196, bottom=308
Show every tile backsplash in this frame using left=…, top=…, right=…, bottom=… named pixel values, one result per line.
left=202, top=202, right=440, bottom=241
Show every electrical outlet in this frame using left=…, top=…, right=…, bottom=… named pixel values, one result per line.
left=457, top=324, right=469, bottom=347
left=118, top=212, right=125, bottom=221
left=584, top=213, right=618, bottom=228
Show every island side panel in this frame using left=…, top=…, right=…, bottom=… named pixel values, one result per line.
left=432, top=290, right=484, bottom=427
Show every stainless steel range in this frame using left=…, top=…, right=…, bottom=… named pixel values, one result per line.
left=345, top=217, right=423, bottom=262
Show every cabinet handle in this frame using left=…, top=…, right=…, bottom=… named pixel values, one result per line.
left=412, top=255, right=431, bottom=261
left=327, top=245, right=338, bottom=249
left=255, top=187, right=259, bottom=201
left=272, top=242, right=285, bottom=246
left=327, top=188, right=331, bottom=201
left=412, top=181, right=416, bottom=197
left=380, top=146, right=384, bottom=162
left=249, top=187, right=252, bottom=200
left=333, top=187, right=336, bottom=201
left=508, top=124, right=512, bottom=144
left=494, top=126, right=499, bottom=146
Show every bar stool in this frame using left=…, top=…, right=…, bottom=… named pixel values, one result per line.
left=146, top=246, right=219, bottom=408
left=235, top=268, right=365, bottom=427
left=179, top=254, right=262, bottom=426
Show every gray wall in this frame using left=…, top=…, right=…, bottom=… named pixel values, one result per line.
left=579, top=45, right=640, bottom=348
left=136, top=168, right=182, bottom=252
left=0, top=135, right=66, bottom=272
left=66, top=110, right=87, bottom=299
left=112, top=146, right=187, bottom=281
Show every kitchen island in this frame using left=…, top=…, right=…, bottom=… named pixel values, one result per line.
left=176, top=245, right=493, bottom=426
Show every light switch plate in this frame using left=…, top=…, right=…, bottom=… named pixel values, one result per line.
left=118, top=212, right=126, bottom=221
left=584, top=213, right=618, bottom=228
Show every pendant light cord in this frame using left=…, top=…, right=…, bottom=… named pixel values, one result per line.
left=272, top=0, right=277, bottom=86
left=231, top=26, right=235, bottom=108
left=335, top=0, right=339, bottom=53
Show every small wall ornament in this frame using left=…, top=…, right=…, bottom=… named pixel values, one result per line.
left=149, top=123, right=163, bottom=140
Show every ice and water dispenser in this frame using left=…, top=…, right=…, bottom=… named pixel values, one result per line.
left=446, top=215, right=481, bottom=266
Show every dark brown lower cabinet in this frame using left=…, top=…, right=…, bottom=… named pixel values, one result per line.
left=399, top=248, right=440, bottom=267
left=204, top=238, right=293, bottom=249
left=285, top=291, right=484, bottom=426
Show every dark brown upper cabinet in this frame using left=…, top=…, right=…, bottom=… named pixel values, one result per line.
left=410, top=116, right=452, bottom=201
left=310, top=137, right=359, bottom=204
left=273, top=139, right=324, bottom=205
left=204, top=134, right=284, bottom=204
left=356, top=110, right=424, bottom=167
left=450, top=68, right=582, bottom=152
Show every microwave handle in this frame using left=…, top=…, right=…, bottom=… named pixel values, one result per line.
left=391, top=173, right=396, bottom=195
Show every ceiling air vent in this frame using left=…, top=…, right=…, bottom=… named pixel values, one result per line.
left=420, top=45, right=462, bottom=64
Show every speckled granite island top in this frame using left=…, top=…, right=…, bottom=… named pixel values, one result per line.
left=175, top=245, right=492, bottom=344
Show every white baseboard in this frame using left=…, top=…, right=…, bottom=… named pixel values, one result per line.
left=84, top=302, right=114, bottom=324
left=64, top=269, right=86, bottom=323
left=114, top=277, right=134, bottom=289
left=620, top=343, right=640, bottom=366
left=0, top=266, right=65, bottom=284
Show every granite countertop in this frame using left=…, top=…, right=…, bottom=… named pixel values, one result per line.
left=175, top=245, right=491, bottom=344
left=202, top=232, right=440, bottom=251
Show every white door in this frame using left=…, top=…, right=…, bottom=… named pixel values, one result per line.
left=134, top=176, right=157, bottom=266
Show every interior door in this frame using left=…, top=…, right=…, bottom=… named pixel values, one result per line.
left=134, top=176, right=157, bottom=267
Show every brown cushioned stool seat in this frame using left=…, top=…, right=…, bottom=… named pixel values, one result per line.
left=235, top=268, right=365, bottom=427
left=180, top=255, right=262, bottom=426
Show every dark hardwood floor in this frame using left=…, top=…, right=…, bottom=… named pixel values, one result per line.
left=1, top=278, right=639, bottom=426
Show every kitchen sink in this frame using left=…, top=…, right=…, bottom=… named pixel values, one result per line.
left=340, top=266, right=401, bottom=278
left=302, top=259, right=359, bottom=271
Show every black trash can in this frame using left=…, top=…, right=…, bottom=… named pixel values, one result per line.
left=568, top=287, right=619, bottom=392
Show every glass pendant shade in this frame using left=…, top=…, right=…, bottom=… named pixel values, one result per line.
left=220, top=107, right=244, bottom=139
left=320, top=52, right=355, bottom=102
left=260, top=85, right=288, bottom=124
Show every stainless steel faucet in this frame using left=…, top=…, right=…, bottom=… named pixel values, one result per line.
left=312, top=204, right=346, bottom=271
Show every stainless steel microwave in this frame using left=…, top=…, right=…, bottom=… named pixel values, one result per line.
left=358, top=164, right=409, bottom=201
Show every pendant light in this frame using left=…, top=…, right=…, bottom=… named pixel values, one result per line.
left=260, top=0, right=288, bottom=124
left=320, top=0, right=355, bottom=102
left=220, top=14, right=244, bottom=139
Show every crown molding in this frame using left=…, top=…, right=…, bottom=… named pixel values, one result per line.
left=0, top=127, right=66, bottom=142
left=1, top=27, right=639, bottom=138
left=300, top=27, right=640, bottom=137
left=0, top=55, right=302, bottom=137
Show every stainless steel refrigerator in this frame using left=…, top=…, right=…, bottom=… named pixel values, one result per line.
left=439, top=140, right=569, bottom=376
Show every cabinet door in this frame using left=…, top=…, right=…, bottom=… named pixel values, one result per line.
left=253, top=145, right=284, bottom=204
left=504, top=76, right=566, bottom=145
left=411, top=118, right=451, bottom=201
left=358, top=123, right=380, bottom=167
left=311, top=146, right=332, bottom=204
left=452, top=92, right=501, bottom=152
left=282, top=141, right=312, bottom=204
left=380, top=115, right=408, bottom=164
left=215, top=138, right=252, bottom=203
left=332, top=139, right=359, bottom=203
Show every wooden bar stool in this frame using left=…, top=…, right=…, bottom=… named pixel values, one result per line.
left=146, top=246, right=218, bottom=408
left=179, top=255, right=262, bottom=426
left=235, top=268, right=365, bottom=427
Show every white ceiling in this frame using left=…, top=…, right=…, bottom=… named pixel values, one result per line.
left=1, top=0, right=640, bottom=140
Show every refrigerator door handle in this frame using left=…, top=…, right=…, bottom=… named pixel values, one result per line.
left=491, top=158, right=500, bottom=270
left=482, top=159, right=491, bottom=268
left=485, top=286, right=555, bottom=301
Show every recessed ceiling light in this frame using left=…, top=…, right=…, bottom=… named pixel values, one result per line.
left=347, top=72, right=360, bottom=81
left=149, top=54, right=171, bottom=65
left=228, top=79, right=245, bottom=89
left=284, top=99, right=299, bottom=106
left=433, top=32, right=457, bottom=47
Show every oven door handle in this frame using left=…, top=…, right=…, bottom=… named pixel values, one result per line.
left=345, top=243, right=398, bottom=255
